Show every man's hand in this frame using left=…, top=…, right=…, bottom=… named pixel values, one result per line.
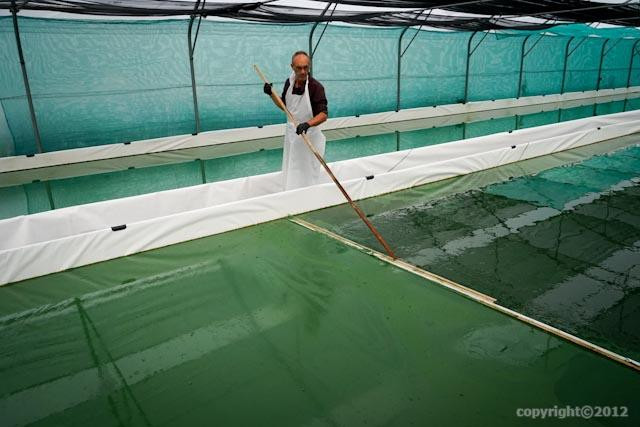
left=263, top=83, right=273, bottom=95
left=296, top=122, right=311, bottom=135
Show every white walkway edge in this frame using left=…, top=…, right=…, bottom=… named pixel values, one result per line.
left=1, top=87, right=639, bottom=173
left=1, top=109, right=640, bottom=285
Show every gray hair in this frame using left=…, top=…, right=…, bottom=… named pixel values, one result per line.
left=291, top=50, right=310, bottom=64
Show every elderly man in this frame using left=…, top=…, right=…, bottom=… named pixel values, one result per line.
left=263, top=51, right=328, bottom=190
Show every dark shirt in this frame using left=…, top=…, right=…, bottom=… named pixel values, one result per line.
left=281, top=76, right=328, bottom=117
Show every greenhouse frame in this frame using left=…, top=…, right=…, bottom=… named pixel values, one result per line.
left=1, top=1, right=640, bottom=426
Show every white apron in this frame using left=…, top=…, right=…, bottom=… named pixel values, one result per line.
left=282, top=73, right=326, bottom=190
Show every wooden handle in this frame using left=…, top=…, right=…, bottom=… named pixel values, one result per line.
left=254, top=64, right=396, bottom=259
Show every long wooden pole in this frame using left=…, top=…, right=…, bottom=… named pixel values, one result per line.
left=254, top=64, right=396, bottom=259
left=291, top=217, right=640, bottom=372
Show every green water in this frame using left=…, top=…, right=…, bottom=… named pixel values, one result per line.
left=303, top=142, right=640, bottom=363
left=0, top=220, right=638, bottom=426
left=2, top=100, right=639, bottom=219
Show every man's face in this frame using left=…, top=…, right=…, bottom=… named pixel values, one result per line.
left=291, top=54, right=310, bottom=82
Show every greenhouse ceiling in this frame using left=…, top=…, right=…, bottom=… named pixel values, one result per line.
left=0, top=0, right=639, bottom=30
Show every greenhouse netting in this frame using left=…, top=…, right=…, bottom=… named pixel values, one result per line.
left=2, top=5, right=640, bottom=423
left=1, top=16, right=639, bottom=157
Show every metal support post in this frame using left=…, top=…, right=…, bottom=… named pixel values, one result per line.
left=623, top=40, right=640, bottom=111
left=594, top=39, right=610, bottom=115
left=558, top=36, right=575, bottom=122
left=10, top=0, right=43, bottom=153
left=463, top=30, right=490, bottom=103
left=596, top=39, right=610, bottom=91
left=396, top=10, right=430, bottom=111
left=188, top=0, right=205, bottom=135
left=517, top=35, right=531, bottom=99
left=308, top=2, right=334, bottom=77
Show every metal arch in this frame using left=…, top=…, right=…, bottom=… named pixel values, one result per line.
left=396, top=9, right=430, bottom=111
left=596, top=38, right=610, bottom=92
left=567, top=36, right=588, bottom=58
left=396, top=26, right=411, bottom=112
left=10, top=0, right=43, bottom=154
left=626, top=39, right=640, bottom=88
left=557, top=36, right=575, bottom=122
left=593, top=38, right=610, bottom=115
left=463, top=27, right=494, bottom=126
left=523, top=33, right=546, bottom=58
left=517, top=35, right=531, bottom=99
left=311, top=4, right=337, bottom=58
left=560, top=36, right=575, bottom=95
left=602, top=37, right=623, bottom=58
left=400, top=10, right=432, bottom=59
left=463, top=30, right=481, bottom=103
left=623, top=39, right=640, bottom=111
left=517, top=32, right=548, bottom=98
left=308, top=2, right=334, bottom=77
left=187, top=0, right=205, bottom=135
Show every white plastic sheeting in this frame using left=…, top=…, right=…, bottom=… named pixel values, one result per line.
left=2, top=89, right=637, bottom=188
left=1, top=86, right=639, bottom=174
left=2, top=109, right=640, bottom=285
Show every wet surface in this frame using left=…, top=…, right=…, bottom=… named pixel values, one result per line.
left=0, top=220, right=638, bottom=426
left=304, top=143, right=640, bottom=363
left=2, top=100, right=635, bottom=219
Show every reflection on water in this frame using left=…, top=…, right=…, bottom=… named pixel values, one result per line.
left=327, top=145, right=640, bottom=361
left=2, top=220, right=639, bottom=426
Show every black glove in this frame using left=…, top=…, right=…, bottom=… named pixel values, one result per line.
left=296, top=122, right=311, bottom=135
left=263, top=82, right=273, bottom=95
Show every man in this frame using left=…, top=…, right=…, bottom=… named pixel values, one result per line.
left=263, top=51, right=328, bottom=190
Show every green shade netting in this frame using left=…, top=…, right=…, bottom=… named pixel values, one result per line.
left=1, top=18, right=639, bottom=156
